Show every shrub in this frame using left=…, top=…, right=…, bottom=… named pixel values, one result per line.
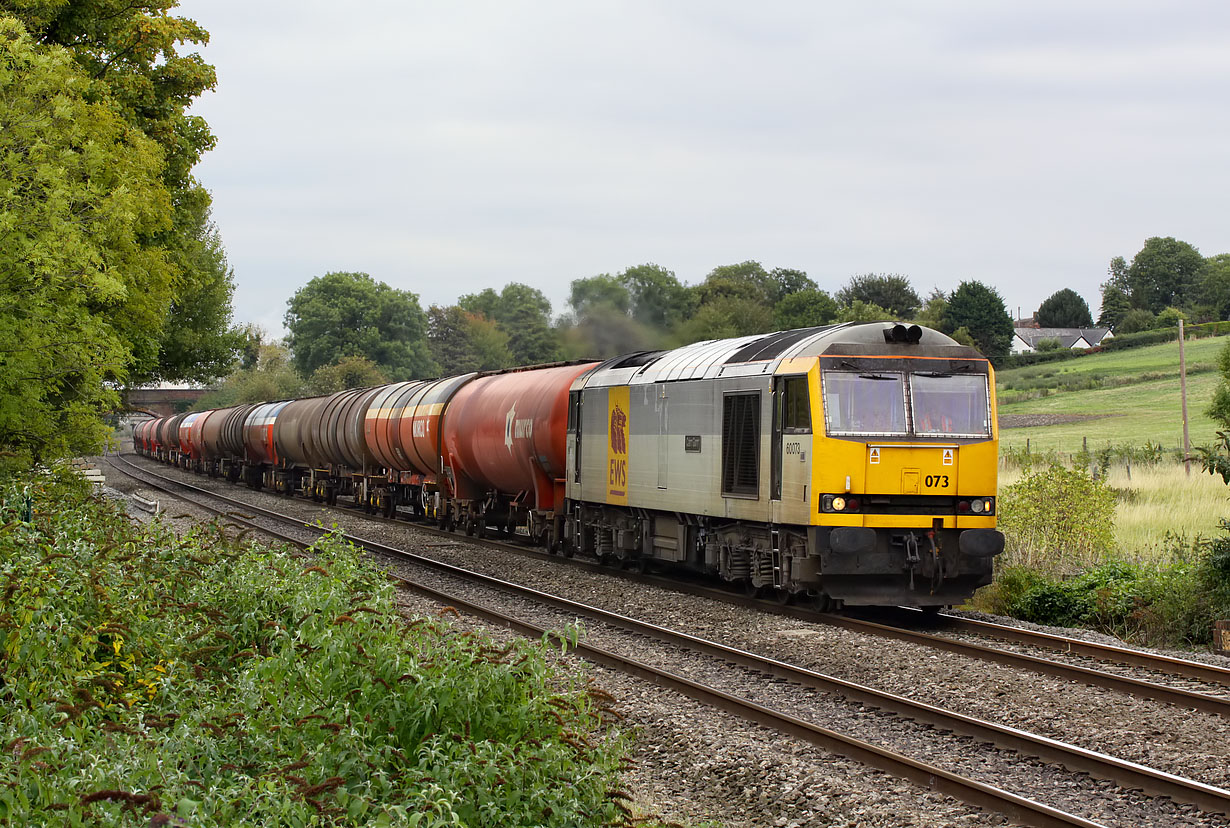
left=0, top=472, right=631, bottom=826
left=997, top=464, right=1117, bottom=572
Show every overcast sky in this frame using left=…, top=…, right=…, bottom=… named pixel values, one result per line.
left=176, top=0, right=1230, bottom=337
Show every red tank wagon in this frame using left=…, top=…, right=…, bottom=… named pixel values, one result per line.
left=442, top=362, right=598, bottom=538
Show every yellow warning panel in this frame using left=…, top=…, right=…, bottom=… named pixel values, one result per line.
left=607, top=386, right=630, bottom=504
left=866, top=445, right=957, bottom=495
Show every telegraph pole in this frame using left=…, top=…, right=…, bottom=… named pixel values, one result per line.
left=1180, top=319, right=1191, bottom=477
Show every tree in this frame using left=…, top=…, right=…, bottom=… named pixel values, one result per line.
left=1097, top=284, right=1131, bottom=329
left=618, top=263, right=693, bottom=330
left=284, top=272, right=435, bottom=380
left=677, top=297, right=774, bottom=343
left=459, top=283, right=559, bottom=365
left=1126, top=237, right=1203, bottom=314
left=307, top=355, right=388, bottom=394
left=836, top=273, right=921, bottom=318
left=153, top=210, right=243, bottom=383
left=1035, top=288, right=1093, bottom=328
left=774, top=289, right=838, bottom=329
left=914, top=288, right=948, bottom=329
left=568, top=275, right=630, bottom=318
left=196, top=343, right=305, bottom=409
left=1116, top=308, right=1155, bottom=334
left=941, top=281, right=1014, bottom=357
left=769, top=267, right=817, bottom=301
left=0, top=18, right=175, bottom=464
left=699, top=261, right=777, bottom=306
left=1197, top=254, right=1230, bottom=321
left=4, top=0, right=240, bottom=384
left=835, top=300, right=893, bottom=323
left=427, top=305, right=514, bottom=375
left=1153, top=307, right=1186, bottom=329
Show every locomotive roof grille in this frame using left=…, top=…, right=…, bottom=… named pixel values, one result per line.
left=724, top=325, right=840, bottom=364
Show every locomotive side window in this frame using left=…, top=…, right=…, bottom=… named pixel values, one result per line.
left=722, top=392, right=760, bottom=497
left=822, top=371, right=907, bottom=436
left=781, top=376, right=811, bottom=432
left=910, top=373, right=991, bottom=437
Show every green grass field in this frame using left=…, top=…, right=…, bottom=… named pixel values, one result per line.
left=996, top=335, right=1227, bottom=456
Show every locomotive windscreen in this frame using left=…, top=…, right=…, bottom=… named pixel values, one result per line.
left=821, top=372, right=908, bottom=436
left=910, top=374, right=991, bottom=437
left=822, top=369, right=991, bottom=438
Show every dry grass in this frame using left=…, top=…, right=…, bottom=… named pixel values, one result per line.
left=999, top=463, right=1230, bottom=561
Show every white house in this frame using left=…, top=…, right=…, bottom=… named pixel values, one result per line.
left=1011, top=327, right=1113, bottom=355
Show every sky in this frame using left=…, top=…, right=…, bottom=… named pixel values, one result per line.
left=175, top=0, right=1230, bottom=337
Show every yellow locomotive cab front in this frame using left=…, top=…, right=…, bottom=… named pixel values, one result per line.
left=792, top=327, right=1005, bottom=606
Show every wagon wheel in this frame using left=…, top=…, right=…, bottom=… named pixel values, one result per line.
left=464, top=517, right=475, bottom=536
left=774, top=588, right=794, bottom=606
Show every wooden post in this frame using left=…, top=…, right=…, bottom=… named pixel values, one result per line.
left=1180, top=319, right=1191, bottom=477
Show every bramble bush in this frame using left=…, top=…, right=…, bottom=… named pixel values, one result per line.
left=0, top=471, right=634, bottom=826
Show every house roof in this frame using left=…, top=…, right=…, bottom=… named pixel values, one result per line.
left=1014, top=327, right=1111, bottom=348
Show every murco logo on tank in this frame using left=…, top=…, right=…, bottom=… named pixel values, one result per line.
left=504, top=403, right=534, bottom=450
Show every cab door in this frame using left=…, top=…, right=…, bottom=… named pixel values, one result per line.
left=771, top=375, right=813, bottom=525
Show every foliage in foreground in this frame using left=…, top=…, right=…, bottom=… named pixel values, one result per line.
left=0, top=472, right=631, bottom=826
left=996, top=464, right=1117, bottom=573
left=981, top=461, right=1230, bottom=647
left=975, top=534, right=1230, bottom=647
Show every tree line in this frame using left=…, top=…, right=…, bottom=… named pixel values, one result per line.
left=1095, top=237, right=1230, bottom=334
left=0, top=2, right=241, bottom=466
left=202, top=267, right=1019, bottom=407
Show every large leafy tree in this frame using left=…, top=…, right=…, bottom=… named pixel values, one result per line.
left=1035, top=288, right=1093, bottom=328
left=426, top=305, right=514, bottom=375
left=568, top=275, right=631, bottom=318
left=4, top=0, right=241, bottom=383
left=196, top=343, right=305, bottom=409
left=1126, top=237, right=1203, bottom=314
left=1197, top=254, right=1230, bottom=321
left=942, top=281, right=1014, bottom=357
left=836, top=273, right=921, bottom=318
left=285, top=272, right=435, bottom=380
left=617, top=263, right=693, bottom=330
left=0, top=18, right=175, bottom=463
left=774, top=289, right=838, bottom=330
left=458, top=283, right=559, bottom=365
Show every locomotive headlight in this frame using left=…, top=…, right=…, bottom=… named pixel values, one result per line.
left=832, top=496, right=847, bottom=512
left=971, top=499, right=985, bottom=513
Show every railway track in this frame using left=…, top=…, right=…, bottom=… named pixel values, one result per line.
left=105, top=454, right=1230, bottom=827
left=114, top=454, right=1230, bottom=714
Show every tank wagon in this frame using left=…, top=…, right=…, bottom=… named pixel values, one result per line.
left=134, top=322, right=1003, bottom=608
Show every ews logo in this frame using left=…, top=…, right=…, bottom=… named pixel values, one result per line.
left=607, top=390, right=630, bottom=502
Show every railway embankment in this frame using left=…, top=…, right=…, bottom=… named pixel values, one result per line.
left=0, top=469, right=634, bottom=827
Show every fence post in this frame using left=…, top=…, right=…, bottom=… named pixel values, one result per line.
left=1180, top=319, right=1191, bottom=478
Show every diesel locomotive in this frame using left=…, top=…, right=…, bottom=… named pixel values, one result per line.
left=134, top=322, right=1004, bottom=608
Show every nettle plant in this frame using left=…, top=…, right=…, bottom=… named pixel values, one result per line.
left=0, top=473, right=634, bottom=827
